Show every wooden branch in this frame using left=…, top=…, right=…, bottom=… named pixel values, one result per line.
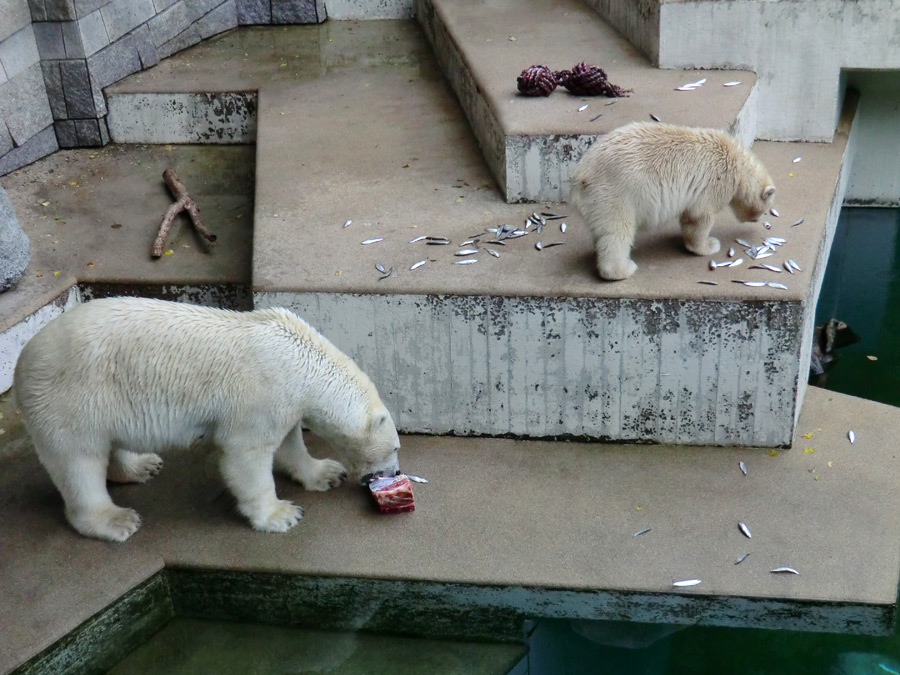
left=152, top=168, right=217, bottom=258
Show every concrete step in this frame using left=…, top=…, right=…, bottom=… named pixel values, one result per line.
left=416, top=0, right=756, bottom=203
left=11, top=20, right=855, bottom=446
left=4, top=385, right=900, bottom=673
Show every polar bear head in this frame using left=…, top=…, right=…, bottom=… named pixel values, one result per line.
left=356, top=405, right=402, bottom=479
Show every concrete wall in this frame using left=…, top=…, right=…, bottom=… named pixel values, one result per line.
left=0, top=0, right=326, bottom=175
left=585, top=0, right=900, bottom=143
left=0, top=0, right=57, bottom=174
left=844, top=71, right=900, bottom=206
left=656, top=0, right=900, bottom=142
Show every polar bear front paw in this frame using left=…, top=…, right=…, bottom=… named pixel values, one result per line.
left=250, top=500, right=304, bottom=533
left=297, top=458, right=349, bottom=492
left=685, top=236, right=720, bottom=257
left=69, top=505, right=142, bottom=542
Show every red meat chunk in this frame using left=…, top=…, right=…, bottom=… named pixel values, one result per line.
left=369, top=474, right=415, bottom=514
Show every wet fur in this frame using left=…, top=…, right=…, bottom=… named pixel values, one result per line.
left=13, top=298, right=401, bottom=542
left=570, top=122, right=776, bottom=280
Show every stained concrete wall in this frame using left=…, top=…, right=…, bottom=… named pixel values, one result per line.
left=844, top=72, right=900, bottom=207
left=0, top=0, right=326, bottom=175
left=256, top=290, right=805, bottom=447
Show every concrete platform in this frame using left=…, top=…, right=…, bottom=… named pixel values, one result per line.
left=3, top=385, right=900, bottom=673
left=4, top=19, right=857, bottom=445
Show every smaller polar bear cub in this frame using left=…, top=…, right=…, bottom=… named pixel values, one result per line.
left=14, top=297, right=401, bottom=543
left=569, top=122, right=776, bottom=280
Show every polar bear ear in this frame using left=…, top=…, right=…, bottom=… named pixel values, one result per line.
left=762, top=185, right=776, bottom=200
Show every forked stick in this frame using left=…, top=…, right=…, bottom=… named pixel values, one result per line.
left=152, top=169, right=217, bottom=258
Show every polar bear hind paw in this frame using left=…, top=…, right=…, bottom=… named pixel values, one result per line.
left=251, top=500, right=304, bottom=533
left=299, top=458, right=349, bottom=492
left=108, top=451, right=163, bottom=484
left=69, top=505, right=142, bottom=542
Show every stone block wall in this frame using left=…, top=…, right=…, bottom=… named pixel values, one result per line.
left=0, top=0, right=325, bottom=175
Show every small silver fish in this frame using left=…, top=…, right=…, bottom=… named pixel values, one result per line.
left=459, top=239, right=475, bottom=246
left=343, top=219, right=352, bottom=228
left=507, top=230, right=527, bottom=238
left=739, top=522, right=752, bottom=539
left=755, top=250, right=775, bottom=259
left=407, top=474, right=428, bottom=483
left=792, top=218, right=804, bottom=227
left=736, top=238, right=752, bottom=247
left=455, top=249, right=478, bottom=256
left=543, top=242, right=564, bottom=248
left=728, top=258, right=744, bottom=267
left=760, top=264, right=782, bottom=273
left=673, top=579, right=701, bottom=587
left=709, top=260, right=720, bottom=270
left=590, top=113, right=602, bottom=121
left=765, top=237, right=786, bottom=245
left=738, top=281, right=767, bottom=287
left=770, top=208, right=780, bottom=217
left=375, top=263, right=387, bottom=274
left=486, top=248, right=500, bottom=258
left=409, top=235, right=427, bottom=243
left=410, top=259, right=427, bottom=270
left=676, top=85, right=697, bottom=92
left=361, top=238, right=383, bottom=245
left=849, top=430, right=856, bottom=444
left=426, top=236, right=450, bottom=242
left=535, top=241, right=543, bottom=251
left=605, top=99, right=618, bottom=105
left=764, top=221, right=772, bottom=230
left=788, top=259, right=802, bottom=272
left=541, top=213, right=566, bottom=220
left=560, top=222, right=567, bottom=233
left=792, top=157, right=802, bottom=163
left=634, top=528, right=651, bottom=537
left=377, top=268, right=392, bottom=281
left=697, top=280, right=718, bottom=285
left=650, top=113, right=661, bottom=122
left=735, top=553, right=750, bottom=565
left=455, top=259, right=477, bottom=265
left=739, top=461, right=748, bottom=475
left=728, top=247, right=736, bottom=258
left=578, top=103, right=589, bottom=112
left=784, top=262, right=795, bottom=274
left=723, top=81, right=742, bottom=87
left=770, top=567, right=800, bottom=575
left=768, top=282, right=788, bottom=290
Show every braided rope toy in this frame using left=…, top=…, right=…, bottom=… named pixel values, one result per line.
left=516, top=62, right=632, bottom=98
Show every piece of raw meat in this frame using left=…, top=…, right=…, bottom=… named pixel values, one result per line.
left=369, top=474, right=415, bottom=514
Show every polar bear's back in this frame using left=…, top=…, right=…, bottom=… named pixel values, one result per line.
left=13, top=298, right=374, bottom=451
left=570, top=122, right=748, bottom=227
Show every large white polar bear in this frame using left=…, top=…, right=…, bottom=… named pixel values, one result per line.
left=13, top=297, right=401, bottom=542
left=570, top=122, right=776, bottom=281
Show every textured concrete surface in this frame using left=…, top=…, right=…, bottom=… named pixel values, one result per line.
left=3, top=385, right=900, bottom=672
